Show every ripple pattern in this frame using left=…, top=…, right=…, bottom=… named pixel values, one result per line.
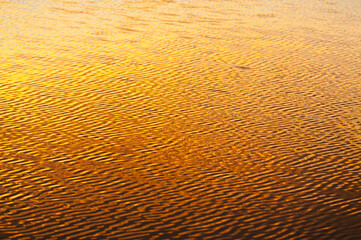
left=0, top=0, right=361, bottom=239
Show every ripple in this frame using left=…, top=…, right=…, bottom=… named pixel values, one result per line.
left=0, top=0, right=361, bottom=239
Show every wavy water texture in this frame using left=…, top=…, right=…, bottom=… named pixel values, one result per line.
left=0, top=0, right=361, bottom=239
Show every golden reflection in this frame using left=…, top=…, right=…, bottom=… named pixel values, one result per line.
left=0, top=0, right=361, bottom=239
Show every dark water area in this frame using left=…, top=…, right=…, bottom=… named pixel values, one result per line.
left=0, top=0, right=361, bottom=239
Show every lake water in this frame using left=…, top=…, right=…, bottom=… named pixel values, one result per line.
left=1, top=0, right=361, bottom=239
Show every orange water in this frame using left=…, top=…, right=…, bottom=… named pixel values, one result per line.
left=1, top=0, right=361, bottom=239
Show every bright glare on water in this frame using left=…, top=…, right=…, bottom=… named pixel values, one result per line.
left=0, top=0, right=361, bottom=239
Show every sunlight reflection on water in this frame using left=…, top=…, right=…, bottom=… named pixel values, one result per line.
left=0, top=0, right=361, bottom=239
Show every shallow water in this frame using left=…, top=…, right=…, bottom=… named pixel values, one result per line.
left=1, top=0, right=361, bottom=239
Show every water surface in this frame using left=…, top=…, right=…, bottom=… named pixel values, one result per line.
left=1, top=0, right=361, bottom=239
